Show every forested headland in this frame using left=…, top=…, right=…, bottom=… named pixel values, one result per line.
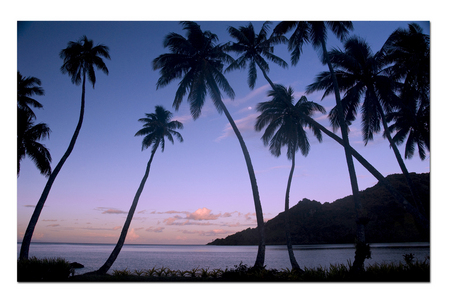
left=208, top=172, right=430, bottom=245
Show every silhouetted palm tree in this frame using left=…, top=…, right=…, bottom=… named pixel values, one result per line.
left=387, top=99, right=429, bottom=161
left=17, top=72, right=51, bottom=176
left=17, top=72, right=44, bottom=118
left=17, top=72, right=44, bottom=120
left=19, top=36, right=110, bottom=260
left=153, top=21, right=266, bottom=268
left=307, top=36, right=424, bottom=210
left=255, top=85, right=325, bottom=271
left=93, top=106, right=183, bottom=275
left=274, top=21, right=369, bottom=272
left=17, top=108, right=52, bottom=177
left=225, top=21, right=288, bottom=90
left=382, top=23, right=430, bottom=162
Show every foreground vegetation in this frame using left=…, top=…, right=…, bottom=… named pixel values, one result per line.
left=18, top=254, right=429, bottom=282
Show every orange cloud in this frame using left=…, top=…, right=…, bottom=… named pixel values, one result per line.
left=102, top=209, right=127, bottom=214
left=126, top=228, right=139, bottom=241
left=186, top=207, right=221, bottom=220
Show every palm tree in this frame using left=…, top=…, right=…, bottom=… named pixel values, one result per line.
left=387, top=98, right=429, bottom=161
left=225, top=21, right=288, bottom=90
left=17, top=108, right=52, bottom=177
left=306, top=36, right=426, bottom=215
left=382, top=23, right=430, bottom=163
left=17, top=72, right=44, bottom=120
left=19, top=36, right=110, bottom=260
left=255, top=85, right=325, bottom=271
left=153, top=21, right=266, bottom=268
left=274, top=21, right=369, bottom=272
left=93, top=106, right=183, bottom=275
left=17, top=71, right=51, bottom=176
left=381, top=23, right=429, bottom=108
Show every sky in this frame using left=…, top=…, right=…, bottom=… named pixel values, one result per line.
left=13, top=17, right=433, bottom=246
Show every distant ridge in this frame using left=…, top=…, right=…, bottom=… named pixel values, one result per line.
left=208, top=173, right=430, bottom=245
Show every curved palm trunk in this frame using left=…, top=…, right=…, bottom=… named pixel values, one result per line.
left=284, top=152, right=302, bottom=271
left=321, top=41, right=367, bottom=272
left=94, top=145, right=158, bottom=275
left=304, top=115, right=429, bottom=230
left=378, top=103, right=426, bottom=215
left=19, top=72, right=87, bottom=260
left=255, top=61, right=277, bottom=90
left=217, top=100, right=265, bottom=269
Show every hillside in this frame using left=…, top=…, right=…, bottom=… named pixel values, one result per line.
left=208, top=173, right=430, bottom=245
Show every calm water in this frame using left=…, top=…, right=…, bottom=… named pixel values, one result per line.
left=17, top=242, right=430, bottom=275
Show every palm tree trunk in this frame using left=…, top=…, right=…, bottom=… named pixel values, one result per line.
left=321, top=40, right=367, bottom=272
left=284, top=151, right=302, bottom=271
left=217, top=99, right=265, bottom=269
left=378, top=104, right=426, bottom=215
left=19, top=72, right=87, bottom=260
left=255, top=60, right=277, bottom=90
left=94, top=144, right=158, bottom=275
left=303, top=115, right=429, bottom=230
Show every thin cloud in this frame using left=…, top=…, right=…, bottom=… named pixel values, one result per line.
left=215, top=112, right=260, bottom=142
left=223, top=84, right=270, bottom=107
left=95, top=207, right=128, bottom=214
left=46, top=224, right=60, bottom=227
left=146, top=226, right=165, bottom=233
left=102, top=209, right=128, bottom=214
left=83, top=226, right=122, bottom=231
left=179, top=229, right=234, bottom=236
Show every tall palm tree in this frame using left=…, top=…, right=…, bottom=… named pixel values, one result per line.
left=17, top=71, right=51, bottom=176
left=386, top=98, right=429, bottom=161
left=381, top=23, right=429, bottom=109
left=225, top=21, right=288, bottom=90
left=307, top=36, right=426, bottom=215
left=306, top=37, right=422, bottom=210
left=274, top=21, right=369, bottom=272
left=17, top=72, right=44, bottom=120
left=382, top=23, right=430, bottom=163
left=153, top=21, right=266, bottom=268
left=17, top=108, right=52, bottom=177
left=93, top=106, right=183, bottom=275
left=255, top=85, right=325, bottom=271
left=19, top=36, right=110, bottom=260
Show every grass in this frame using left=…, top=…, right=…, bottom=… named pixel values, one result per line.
left=18, top=254, right=430, bottom=282
left=17, top=256, right=73, bottom=282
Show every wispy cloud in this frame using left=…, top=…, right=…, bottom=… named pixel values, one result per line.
left=215, top=112, right=260, bottom=142
left=102, top=209, right=128, bottom=214
left=95, top=207, right=128, bottom=214
left=223, top=84, right=270, bottom=107
left=179, top=229, right=235, bottom=236
left=46, top=224, right=60, bottom=227
left=83, top=226, right=122, bottom=231
left=146, top=226, right=165, bottom=233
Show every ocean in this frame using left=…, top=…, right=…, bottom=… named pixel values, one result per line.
left=17, top=242, right=430, bottom=275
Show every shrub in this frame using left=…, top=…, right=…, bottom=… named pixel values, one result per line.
left=18, top=257, right=72, bottom=282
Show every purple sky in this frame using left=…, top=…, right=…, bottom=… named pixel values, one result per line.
left=16, top=20, right=430, bottom=245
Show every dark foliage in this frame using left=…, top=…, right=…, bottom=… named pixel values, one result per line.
left=209, top=172, right=430, bottom=245
left=68, top=255, right=429, bottom=282
left=17, top=257, right=72, bottom=282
